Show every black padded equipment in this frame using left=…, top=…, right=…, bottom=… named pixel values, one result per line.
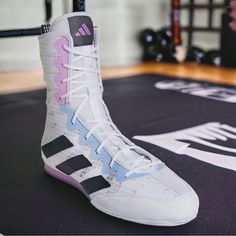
left=186, top=46, right=205, bottom=63
left=155, top=29, right=172, bottom=48
left=139, top=29, right=156, bottom=47
left=202, top=50, right=221, bottom=66
left=221, top=11, right=236, bottom=68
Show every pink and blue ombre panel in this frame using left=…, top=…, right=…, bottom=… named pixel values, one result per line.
left=53, top=37, right=163, bottom=182
left=60, top=105, right=162, bottom=182
left=54, top=36, right=69, bottom=105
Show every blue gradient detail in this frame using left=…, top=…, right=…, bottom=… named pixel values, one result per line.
left=60, top=105, right=162, bottom=182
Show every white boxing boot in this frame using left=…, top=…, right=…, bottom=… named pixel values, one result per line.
left=39, top=12, right=199, bottom=226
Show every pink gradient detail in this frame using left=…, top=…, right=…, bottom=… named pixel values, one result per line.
left=45, top=164, right=80, bottom=187
left=79, top=27, right=86, bottom=36
left=230, top=10, right=236, bottom=20
left=229, top=20, right=236, bottom=31
left=44, top=164, right=90, bottom=199
left=53, top=37, right=69, bottom=105
left=75, top=32, right=81, bottom=36
left=82, top=24, right=91, bottom=35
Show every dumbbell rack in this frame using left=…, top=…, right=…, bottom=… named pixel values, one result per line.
left=181, top=0, right=225, bottom=48
left=0, top=0, right=86, bottom=38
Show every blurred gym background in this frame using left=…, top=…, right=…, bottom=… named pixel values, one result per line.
left=0, top=0, right=236, bottom=94
left=0, top=0, right=226, bottom=70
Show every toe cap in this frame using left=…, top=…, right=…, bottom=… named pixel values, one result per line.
left=92, top=187, right=199, bottom=226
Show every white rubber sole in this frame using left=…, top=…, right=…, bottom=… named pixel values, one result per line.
left=44, top=163, right=198, bottom=227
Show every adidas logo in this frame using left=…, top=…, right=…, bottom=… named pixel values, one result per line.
left=75, top=23, right=91, bottom=37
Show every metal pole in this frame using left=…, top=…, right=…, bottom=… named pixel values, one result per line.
left=45, top=0, right=53, bottom=22
left=0, top=27, right=42, bottom=38
left=208, top=0, right=214, bottom=29
left=188, top=0, right=195, bottom=48
left=73, top=0, right=85, bottom=12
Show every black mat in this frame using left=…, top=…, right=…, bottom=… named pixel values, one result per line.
left=0, top=74, right=236, bottom=235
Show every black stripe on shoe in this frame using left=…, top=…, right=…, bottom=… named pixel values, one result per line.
left=42, top=135, right=73, bottom=158
left=56, top=155, right=92, bottom=175
left=80, top=175, right=111, bottom=195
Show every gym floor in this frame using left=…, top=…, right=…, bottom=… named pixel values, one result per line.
left=1, top=62, right=236, bottom=94
left=1, top=61, right=236, bottom=235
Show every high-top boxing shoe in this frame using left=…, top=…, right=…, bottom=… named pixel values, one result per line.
left=39, top=12, right=199, bottom=226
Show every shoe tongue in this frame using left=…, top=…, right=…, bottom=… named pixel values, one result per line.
left=50, top=12, right=94, bottom=47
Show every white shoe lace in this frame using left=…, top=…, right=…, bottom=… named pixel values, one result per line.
left=60, top=44, right=161, bottom=177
